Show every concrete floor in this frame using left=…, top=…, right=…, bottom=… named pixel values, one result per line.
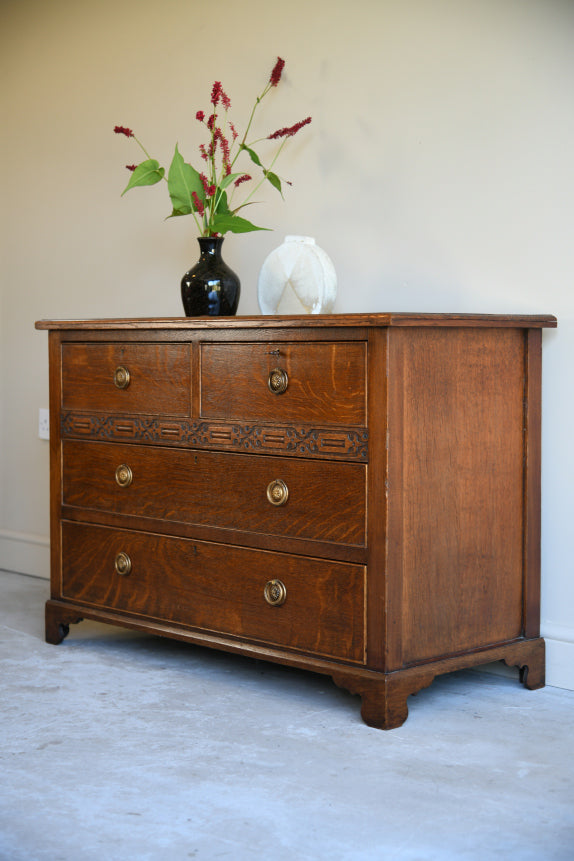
left=1, top=569, right=573, bottom=861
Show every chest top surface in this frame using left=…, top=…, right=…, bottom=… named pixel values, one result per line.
left=36, top=312, right=557, bottom=331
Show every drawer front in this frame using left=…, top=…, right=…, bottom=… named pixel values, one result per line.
left=62, top=440, right=366, bottom=546
left=61, top=343, right=191, bottom=416
left=200, top=341, right=366, bottom=425
left=61, top=522, right=366, bottom=663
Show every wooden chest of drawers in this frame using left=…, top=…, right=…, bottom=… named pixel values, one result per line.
left=36, top=313, right=556, bottom=729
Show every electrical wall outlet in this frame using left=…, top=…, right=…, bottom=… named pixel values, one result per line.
left=38, top=408, right=50, bottom=440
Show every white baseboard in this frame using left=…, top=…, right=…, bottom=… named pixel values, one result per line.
left=0, top=529, right=50, bottom=579
left=1, top=530, right=572, bottom=691
left=542, top=624, right=574, bottom=691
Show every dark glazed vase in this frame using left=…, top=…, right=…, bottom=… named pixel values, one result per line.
left=181, top=236, right=240, bottom=316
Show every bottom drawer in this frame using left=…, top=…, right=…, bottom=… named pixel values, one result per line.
left=61, top=522, right=366, bottom=664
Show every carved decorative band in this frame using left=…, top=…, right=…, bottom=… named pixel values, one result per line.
left=61, top=412, right=369, bottom=461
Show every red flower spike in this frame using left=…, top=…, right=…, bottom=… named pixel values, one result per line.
left=214, top=128, right=230, bottom=165
left=220, top=88, right=231, bottom=110
left=192, top=191, right=204, bottom=216
left=199, top=174, right=216, bottom=198
left=211, top=81, right=222, bottom=106
left=229, top=121, right=238, bottom=141
left=196, top=111, right=205, bottom=122
left=114, top=125, right=134, bottom=137
left=234, top=174, right=251, bottom=187
left=207, top=114, right=216, bottom=131
left=267, top=116, right=312, bottom=140
left=125, top=164, right=137, bottom=172
left=269, top=57, right=285, bottom=87
left=199, top=144, right=208, bottom=161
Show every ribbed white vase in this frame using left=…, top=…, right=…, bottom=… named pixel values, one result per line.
left=257, top=236, right=337, bottom=315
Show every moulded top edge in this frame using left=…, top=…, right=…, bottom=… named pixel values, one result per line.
left=35, top=312, right=557, bottom=331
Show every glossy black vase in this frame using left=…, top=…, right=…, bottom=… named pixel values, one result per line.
left=181, top=236, right=240, bottom=316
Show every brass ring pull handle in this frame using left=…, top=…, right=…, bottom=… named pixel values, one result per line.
left=264, top=579, right=287, bottom=607
left=266, top=478, right=289, bottom=506
left=113, top=366, right=131, bottom=389
left=268, top=367, right=288, bottom=395
left=114, top=551, right=132, bottom=576
left=115, top=464, right=133, bottom=488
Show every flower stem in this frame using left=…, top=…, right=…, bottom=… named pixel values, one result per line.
left=237, top=138, right=287, bottom=209
left=134, top=135, right=153, bottom=161
left=230, top=81, right=272, bottom=171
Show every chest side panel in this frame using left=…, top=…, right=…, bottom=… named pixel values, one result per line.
left=390, top=326, right=526, bottom=665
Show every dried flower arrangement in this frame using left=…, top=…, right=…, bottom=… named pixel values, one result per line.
left=114, top=58, right=311, bottom=237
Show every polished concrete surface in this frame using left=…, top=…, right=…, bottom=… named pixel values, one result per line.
left=1, top=568, right=573, bottom=861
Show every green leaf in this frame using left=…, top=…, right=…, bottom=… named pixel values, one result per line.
left=169, top=207, right=192, bottom=218
left=220, top=172, right=242, bottom=191
left=241, top=145, right=262, bottom=167
left=121, top=160, right=164, bottom=195
left=215, top=190, right=230, bottom=215
left=264, top=170, right=283, bottom=196
left=210, top=214, right=270, bottom=234
left=167, top=144, right=203, bottom=216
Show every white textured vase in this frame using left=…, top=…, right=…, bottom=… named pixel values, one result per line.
left=257, top=236, right=337, bottom=315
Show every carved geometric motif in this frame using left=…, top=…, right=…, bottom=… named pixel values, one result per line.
left=61, top=412, right=369, bottom=461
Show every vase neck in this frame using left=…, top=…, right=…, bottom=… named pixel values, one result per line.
left=198, top=236, right=223, bottom=258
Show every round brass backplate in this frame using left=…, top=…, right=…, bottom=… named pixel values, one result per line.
left=266, top=478, right=289, bottom=506
left=115, top=464, right=133, bottom=488
left=114, top=551, right=132, bottom=576
left=268, top=367, right=288, bottom=395
left=113, top=366, right=131, bottom=389
left=264, top=579, right=287, bottom=606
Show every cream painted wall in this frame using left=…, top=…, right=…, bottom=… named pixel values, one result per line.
left=1, top=0, right=573, bottom=688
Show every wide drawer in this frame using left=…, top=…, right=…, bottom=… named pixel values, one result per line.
left=200, top=341, right=366, bottom=425
left=62, top=440, right=366, bottom=546
left=61, top=343, right=191, bottom=416
left=61, top=522, right=366, bottom=663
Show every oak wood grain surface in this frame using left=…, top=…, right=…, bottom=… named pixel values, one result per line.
left=392, top=327, right=525, bottom=664
left=36, top=312, right=557, bottom=330
left=62, top=343, right=191, bottom=415
left=62, top=439, right=366, bottom=546
left=61, top=521, right=366, bottom=664
left=200, top=341, right=366, bottom=425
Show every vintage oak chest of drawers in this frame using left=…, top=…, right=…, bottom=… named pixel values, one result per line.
left=36, top=313, right=556, bottom=729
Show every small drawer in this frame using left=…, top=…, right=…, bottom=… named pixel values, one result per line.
left=62, top=440, right=366, bottom=547
left=61, top=522, right=366, bottom=663
left=200, top=341, right=366, bottom=426
left=61, top=343, right=191, bottom=416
